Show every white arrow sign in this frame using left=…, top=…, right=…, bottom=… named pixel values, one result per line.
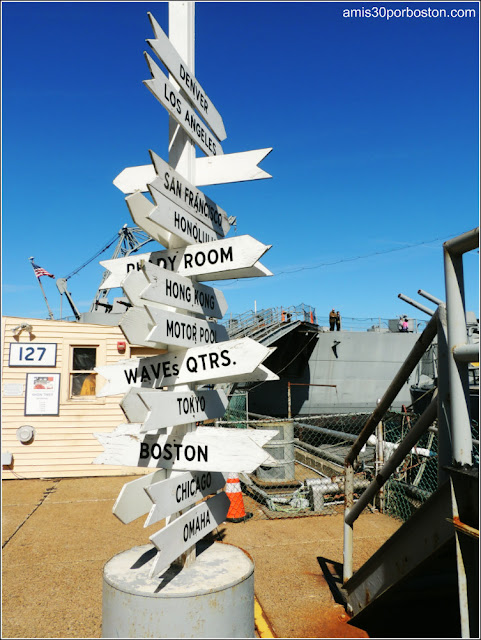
left=112, top=469, right=167, bottom=524
left=126, top=188, right=222, bottom=250
left=147, top=150, right=230, bottom=237
left=95, top=337, right=276, bottom=396
left=144, top=53, right=222, bottom=158
left=99, top=235, right=271, bottom=289
left=144, top=470, right=226, bottom=527
left=122, top=261, right=228, bottom=319
left=118, top=305, right=167, bottom=350
left=145, top=306, right=229, bottom=349
left=148, top=491, right=230, bottom=578
left=112, top=148, right=273, bottom=192
left=147, top=12, right=226, bottom=142
left=121, top=388, right=228, bottom=432
left=93, top=424, right=279, bottom=473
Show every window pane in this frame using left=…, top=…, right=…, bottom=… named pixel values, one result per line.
left=71, top=373, right=96, bottom=396
left=72, top=347, right=96, bottom=371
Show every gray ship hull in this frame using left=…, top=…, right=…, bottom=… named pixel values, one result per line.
left=246, top=328, right=419, bottom=416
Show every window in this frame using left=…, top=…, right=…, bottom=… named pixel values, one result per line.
left=70, top=347, right=97, bottom=397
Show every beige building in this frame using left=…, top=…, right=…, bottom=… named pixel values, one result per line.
left=1, top=316, right=159, bottom=479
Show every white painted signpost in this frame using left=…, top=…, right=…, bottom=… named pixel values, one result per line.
left=113, top=148, right=273, bottom=192
left=100, top=235, right=271, bottom=289
left=128, top=187, right=223, bottom=249
left=94, top=424, right=278, bottom=473
left=144, top=470, right=227, bottom=526
left=144, top=53, right=223, bottom=158
left=146, top=12, right=226, bottom=142
left=148, top=150, right=231, bottom=236
left=148, top=492, right=230, bottom=578
left=95, top=337, right=277, bottom=396
left=122, top=261, right=228, bottom=319
left=121, top=387, right=229, bottom=432
left=98, top=9, right=276, bottom=633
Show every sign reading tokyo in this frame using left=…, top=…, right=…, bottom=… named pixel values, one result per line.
left=120, top=388, right=228, bottom=432
left=146, top=12, right=226, bottom=142
left=144, top=53, right=222, bottom=158
left=99, top=235, right=271, bottom=289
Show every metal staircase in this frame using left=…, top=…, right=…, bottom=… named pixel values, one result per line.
left=341, top=228, right=479, bottom=638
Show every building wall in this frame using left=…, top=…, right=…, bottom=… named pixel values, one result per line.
left=1, top=316, right=160, bottom=479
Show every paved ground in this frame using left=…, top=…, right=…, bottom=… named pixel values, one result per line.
left=2, top=476, right=401, bottom=638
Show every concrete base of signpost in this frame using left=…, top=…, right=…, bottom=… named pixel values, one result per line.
left=102, top=541, right=255, bottom=638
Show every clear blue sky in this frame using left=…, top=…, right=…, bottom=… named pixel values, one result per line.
left=2, top=1, right=479, bottom=328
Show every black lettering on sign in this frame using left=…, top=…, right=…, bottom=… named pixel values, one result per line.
left=183, top=509, right=211, bottom=542
left=139, top=442, right=208, bottom=463
left=122, top=360, right=179, bottom=385
left=176, top=395, right=206, bottom=415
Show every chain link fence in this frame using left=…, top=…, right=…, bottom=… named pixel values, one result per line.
left=219, top=391, right=479, bottom=522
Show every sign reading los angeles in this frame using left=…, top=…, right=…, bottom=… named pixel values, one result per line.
left=95, top=7, right=276, bottom=578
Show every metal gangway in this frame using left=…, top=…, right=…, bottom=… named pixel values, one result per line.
left=223, top=303, right=317, bottom=345
left=341, top=228, right=479, bottom=638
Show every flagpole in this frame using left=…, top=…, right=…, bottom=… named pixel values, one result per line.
left=29, top=257, right=55, bottom=320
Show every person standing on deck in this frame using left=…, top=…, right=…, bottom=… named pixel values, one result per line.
left=336, top=311, right=341, bottom=331
left=329, top=308, right=337, bottom=331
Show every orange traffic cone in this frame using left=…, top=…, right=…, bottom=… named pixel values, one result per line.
left=225, top=473, right=253, bottom=523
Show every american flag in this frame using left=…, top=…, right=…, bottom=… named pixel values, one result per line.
left=31, top=261, right=55, bottom=279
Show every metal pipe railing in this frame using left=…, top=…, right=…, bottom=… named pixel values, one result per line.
left=452, top=343, right=479, bottom=363
left=345, top=311, right=439, bottom=466
left=345, top=396, right=438, bottom=528
left=444, top=228, right=478, bottom=466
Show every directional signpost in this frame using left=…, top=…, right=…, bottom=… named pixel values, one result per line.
left=146, top=12, right=226, bottom=142
left=126, top=189, right=223, bottom=250
left=99, top=234, right=272, bottom=289
left=144, top=53, right=223, bottom=158
left=95, top=337, right=277, bottom=396
left=94, top=424, right=279, bottom=472
left=121, top=387, right=229, bottom=432
left=97, top=9, right=277, bottom=634
left=113, top=148, right=273, bottom=193
left=122, top=261, right=228, bottom=319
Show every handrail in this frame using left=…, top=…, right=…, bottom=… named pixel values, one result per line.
left=345, top=310, right=439, bottom=466
left=345, top=394, right=438, bottom=527
left=342, top=227, right=479, bottom=632
left=224, top=303, right=317, bottom=340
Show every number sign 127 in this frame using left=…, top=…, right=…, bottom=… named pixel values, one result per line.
left=9, top=343, right=57, bottom=367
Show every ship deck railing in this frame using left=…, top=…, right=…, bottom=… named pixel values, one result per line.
left=222, top=303, right=317, bottom=342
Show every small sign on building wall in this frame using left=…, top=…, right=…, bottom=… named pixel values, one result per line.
left=9, top=343, right=57, bottom=367
left=25, top=373, right=60, bottom=416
